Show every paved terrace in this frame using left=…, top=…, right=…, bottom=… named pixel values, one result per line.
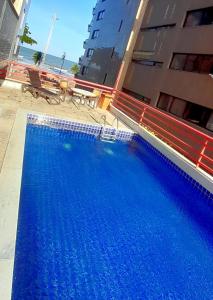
left=0, top=86, right=129, bottom=171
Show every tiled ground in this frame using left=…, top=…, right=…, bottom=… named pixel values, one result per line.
left=0, top=87, right=129, bottom=171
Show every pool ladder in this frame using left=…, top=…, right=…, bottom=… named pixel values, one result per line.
left=99, top=115, right=117, bottom=142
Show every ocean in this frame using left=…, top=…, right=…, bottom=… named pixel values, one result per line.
left=17, top=46, right=76, bottom=75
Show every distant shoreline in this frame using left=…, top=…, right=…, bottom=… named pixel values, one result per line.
left=17, top=46, right=76, bottom=75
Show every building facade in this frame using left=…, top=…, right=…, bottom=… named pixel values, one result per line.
left=0, top=0, right=29, bottom=61
left=122, top=0, right=213, bottom=133
left=78, top=0, right=141, bottom=87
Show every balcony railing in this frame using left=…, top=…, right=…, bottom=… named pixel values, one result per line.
left=132, top=50, right=155, bottom=60
left=1, top=60, right=212, bottom=177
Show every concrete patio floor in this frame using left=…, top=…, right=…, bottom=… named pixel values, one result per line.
left=0, top=86, right=128, bottom=171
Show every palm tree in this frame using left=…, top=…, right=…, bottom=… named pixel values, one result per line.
left=71, top=64, right=80, bottom=75
left=20, top=24, right=37, bottom=46
left=33, top=51, right=43, bottom=66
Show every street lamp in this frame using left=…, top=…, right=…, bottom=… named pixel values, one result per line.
left=42, top=13, right=58, bottom=66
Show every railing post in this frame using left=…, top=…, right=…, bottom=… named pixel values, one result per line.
left=112, top=89, right=117, bottom=106
left=139, top=107, right=147, bottom=125
left=196, top=139, right=209, bottom=168
left=6, top=60, right=13, bottom=79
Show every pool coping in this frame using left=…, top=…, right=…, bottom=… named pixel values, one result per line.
left=110, top=105, right=213, bottom=194
left=0, top=109, right=27, bottom=300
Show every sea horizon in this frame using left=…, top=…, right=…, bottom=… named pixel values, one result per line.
left=17, top=46, right=76, bottom=75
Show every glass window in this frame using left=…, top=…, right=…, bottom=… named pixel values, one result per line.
left=81, top=66, right=88, bottom=75
left=199, top=55, right=213, bottom=74
left=157, top=94, right=172, bottom=111
left=87, top=49, right=94, bottom=57
left=170, top=54, right=187, bottom=70
left=157, top=93, right=213, bottom=131
left=184, top=103, right=211, bottom=127
left=184, top=55, right=197, bottom=72
left=184, top=7, right=213, bottom=27
left=201, top=7, right=213, bottom=25
left=184, top=11, right=203, bottom=27
left=118, top=20, right=123, bottom=32
left=206, top=112, right=213, bottom=131
left=92, top=30, right=99, bottom=39
left=97, top=10, right=105, bottom=21
left=170, top=53, right=213, bottom=74
left=169, top=98, right=187, bottom=117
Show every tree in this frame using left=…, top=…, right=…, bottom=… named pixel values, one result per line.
left=33, top=51, right=43, bottom=66
left=71, top=64, right=80, bottom=75
left=20, top=24, right=37, bottom=46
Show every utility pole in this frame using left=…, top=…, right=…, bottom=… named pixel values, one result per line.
left=60, top=52, right=66, bottom=74
left=42, top=13, right=58, bottom=66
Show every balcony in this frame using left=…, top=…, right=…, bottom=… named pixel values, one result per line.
left=132, top=51, right=155, bottom=60
left=83, top=39, right=89, bottom=49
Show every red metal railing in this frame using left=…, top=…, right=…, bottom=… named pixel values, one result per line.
left=0, top=60, right=212, bottom=176
left=113, top=90, right=213, bottom=176
left=4, top=60, right=113, bottom=94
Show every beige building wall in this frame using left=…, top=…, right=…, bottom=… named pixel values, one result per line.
left=12, top=0, right=25, bottom=16
left=121, top=0, right=213, bottom=132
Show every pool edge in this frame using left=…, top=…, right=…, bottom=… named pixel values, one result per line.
left=0, top=109, right=27, bottom=300
left=110, top=105, right=213, bottom=194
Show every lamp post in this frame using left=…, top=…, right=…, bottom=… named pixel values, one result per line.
left=60, top=52, right=66, bottom=74
left=42, top=13, right=58, bottom=66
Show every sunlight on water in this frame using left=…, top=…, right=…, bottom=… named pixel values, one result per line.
left=104, top=147, right=114, bottom=155
left=63, top=143, right=72, bottom=151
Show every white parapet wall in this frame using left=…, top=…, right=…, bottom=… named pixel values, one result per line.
left=110, top=105, right=213, bottom=194
left=1, top=79, right=22, bottom=90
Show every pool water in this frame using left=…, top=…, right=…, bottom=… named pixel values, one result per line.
left=12, top=124, right=213, bottom=299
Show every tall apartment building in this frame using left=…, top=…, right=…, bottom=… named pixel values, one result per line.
left=121, top=0, right=213, bottom=133
left=80, top=0, right=213, bottom=133
left=0, top=0, right=29, bottom=61
left=78, top=0, right=141, bottom=87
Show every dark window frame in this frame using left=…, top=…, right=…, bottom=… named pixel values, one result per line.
left=97, top=10, right=105, bottom=21
left=157, top=93, right=213, bottom=132
left=170, top=53, right=213, bottom=75
left=91, top=29, right=100, bottom=39
left=184, top=6, right=213, bottom=27
left=133, top=59, right=163, bottom=68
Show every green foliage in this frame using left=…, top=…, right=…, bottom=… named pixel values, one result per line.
left=20, top=24, right=37, bottom=46
left=71, top=64, right=80, bottom=75
left=33, top=51, right=43, bottom=65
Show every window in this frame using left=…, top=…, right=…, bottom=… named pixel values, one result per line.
left=170, top=98, right=187, bottom=117
left=157, top=93, right=212, bottom=131
left=170, top=53, right=213, bottom=74
left=81, top=66, right=88, bottom=75
left=206, top=112, right=213, bottom=131
left=97, top=10, right=105, bottom=21
left=184, top=103, right=211, bottom=127
left=118, top=20, right=123, bottom=32
left=141, top=24, right=176, bottom=31
left=157, top=94, right=173, bottom=111
left=122, top=88, right=151, bottom=104
left=91, top=30, right=100, bottom=39
left=111, top=47, right=115, bottom=58
left=184, top=7, right=213, bottom=27
left=133, top=59, right=163, bottom=68
left=87, top=48, right=94, bottom=57
left=103, top=73, right=107, bottom=84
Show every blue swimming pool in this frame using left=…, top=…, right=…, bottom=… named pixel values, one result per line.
left=12, top=123, right=213, bottom=299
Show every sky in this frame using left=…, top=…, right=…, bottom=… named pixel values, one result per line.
left=26, top=0, right=97, bottom=62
